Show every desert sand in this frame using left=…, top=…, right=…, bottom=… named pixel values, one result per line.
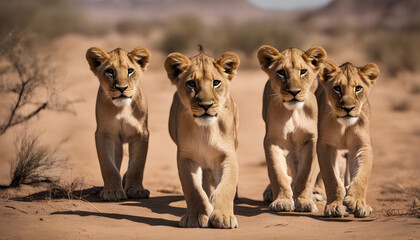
left=0, top=34, right=419, bottom=239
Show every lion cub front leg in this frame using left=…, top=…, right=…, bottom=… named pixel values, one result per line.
left=343, top=142, right=373, bottom=217
left=95, top=132, right=127, bottom=201
left=178, top=158, right=213, bottom=228
left=209, top=157, right=238, bottom=229
left=264, top=140, right=294, bottom=212
left=123, top=134, right=150, bottom=199
left=293, top=139, right=318, bottom=212
left=318, top=143, right=347, bottom=217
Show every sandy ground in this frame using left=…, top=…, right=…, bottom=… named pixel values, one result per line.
left=0, top=34, right=419, bottom=239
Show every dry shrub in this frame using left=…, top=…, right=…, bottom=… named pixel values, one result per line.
left=158, top=16, right=302, bottom=56
left=0, top=0, right=105, bottom=40
left=0, top=32, right=76, bottom=135
left=366, top=32, right=420, bottom=76
left=391, top=99, right=411, bottom=112
left=159, top=15, right=205, bottom=54
left=9, top=132, right=66, bottom=188
left=385, top=198, right=420, bottom=217
left=216, top=19, right=302, bottom=56
left=115, top=20, right=158, bottom=36
left=411, top=82, right=420, bottom=94
left=50, top=177, right=85, bottom=200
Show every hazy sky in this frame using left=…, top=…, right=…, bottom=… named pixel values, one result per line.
left=247, top=0, right=332, bottom=10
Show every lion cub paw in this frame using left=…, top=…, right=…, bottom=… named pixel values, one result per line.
left=209, top=209, right=238, bottom=229
left=312, top=188, right=326, bottom=202
left=126, top=187, right=150, bottom=199
left=263, top=185, right=273, bottom=203
left=180, top=204, right=213, bottom=228
left=343, top=195, right=372, bottom=218
left=179, top=212, right=210, bottom=228
left=100, top=189, right=127, bottom=201
left=295, top=199, right=318, bottom=212
left=324, top=200, right=349, bottom=217
left=269, top=198, right=295, bottom=212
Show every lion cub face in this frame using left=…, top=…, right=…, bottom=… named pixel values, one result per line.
left=164, top=52, right=239, bottom=126
left=320, top=61, right=380, bottom=126
left=86, top=47, right=151, bottom=107
left=258, top=45, right=326, bottom=110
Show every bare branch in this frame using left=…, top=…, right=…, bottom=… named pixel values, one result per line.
left=0, top=32, right=73, bottom=136
left=2, top=102, right=48, bottom=134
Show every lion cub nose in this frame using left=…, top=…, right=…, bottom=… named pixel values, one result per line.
left=198, top=103, right=213, bottom=111
left=342, top=106, right=355, bottom=113
left=115, top=86, right=128, bottom=93
left=287, top=89, right=301, bottom=96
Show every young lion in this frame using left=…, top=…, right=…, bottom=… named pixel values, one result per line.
left=257, top=45, right=327, bottom=212
left=164, top=50, right=240, bottom=228
left=317, top=61, right=380, bottom=217
left=86, top=47, right=151, bottom=201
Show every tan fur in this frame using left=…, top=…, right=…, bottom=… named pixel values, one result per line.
left=257, top=45, right=326, bottom=212
left=86, top=46, right=151, bottom=201
left=317, top=61, right=380, bottom=217
left=164, top=51, right=240, bottom=228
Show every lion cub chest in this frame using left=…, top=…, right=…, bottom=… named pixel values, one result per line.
left=267, top=108, right=315, bottom=149
left=178, top=124, right=234, bottom=168
left=111, top=107, right=145, bottom=142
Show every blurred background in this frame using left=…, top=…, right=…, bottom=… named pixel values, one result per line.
left=2, top=0, right=420, bottom=69
left=0, top=0, right=419, bottom=219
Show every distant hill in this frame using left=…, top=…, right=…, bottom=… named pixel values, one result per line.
left=301, top=0, right=420, bottom=27
left=76, top=0, right=420, bottom=27
left=76, top=0, right=282, bottom=23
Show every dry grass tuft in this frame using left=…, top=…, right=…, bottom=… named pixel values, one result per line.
left=9, top=132, right=66, bottom=188
left=49, top=177, right=86, bottom=200
left=385, top=198, right=420, bottom=217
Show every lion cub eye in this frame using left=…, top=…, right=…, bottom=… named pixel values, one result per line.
left=277, top=69, right=286, bottom=78
left=333, top=86, right=341, bottom=93
left=355, top=85, right=363, bottom=92
left=213, top=80, right=221, bottom=87
left=300, top=69, right=307, bottom=75
left=128, top=68, right=134, bottom=76
left=186, top=80, right=196, bottom=89
left=105, top=68, right=114, bottom=77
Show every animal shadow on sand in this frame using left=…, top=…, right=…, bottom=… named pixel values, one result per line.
left=13, top=187, right=373, bottom=226
left=236, top=197, right=374, bottom=223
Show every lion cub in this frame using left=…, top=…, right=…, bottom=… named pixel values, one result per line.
left=257, top=45, right=327, bottom=212
left=317, top=61, right=380, bottom=217
left=164, top=50, right=240, bottom=228
left=86, top=47, right=151, bottom=201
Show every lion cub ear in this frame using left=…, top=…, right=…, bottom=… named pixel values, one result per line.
left=360, top=63, right=380, bottom=85
left=128, top=47, right=151, bottom=71
left=86, top=47, right=110, bottom=74
left=257, top=45, right=281, bottom=71
left=164, top=53, right=191, bottom=84
left=215, top=52, right=240, bottom=81
left=304, top=46, right=327, bottom=70
left=320, top=60, right=339, bottom=82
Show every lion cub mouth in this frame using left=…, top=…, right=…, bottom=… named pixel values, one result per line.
left=112, top=95, right=131, bottom=100
left=112, top=95, right=132, bottom=107
left=193, top=113, right=218, bottom=126
left=283, top=98, right=304, bottom=110
left=337, top=115, right=358, bottom=126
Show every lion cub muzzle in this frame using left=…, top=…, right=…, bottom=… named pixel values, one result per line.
left=193, top=96, right=218, bottom=126
left=282, top=89, right=306, bottom=110
left=111, top=82, right=133, bottom=107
